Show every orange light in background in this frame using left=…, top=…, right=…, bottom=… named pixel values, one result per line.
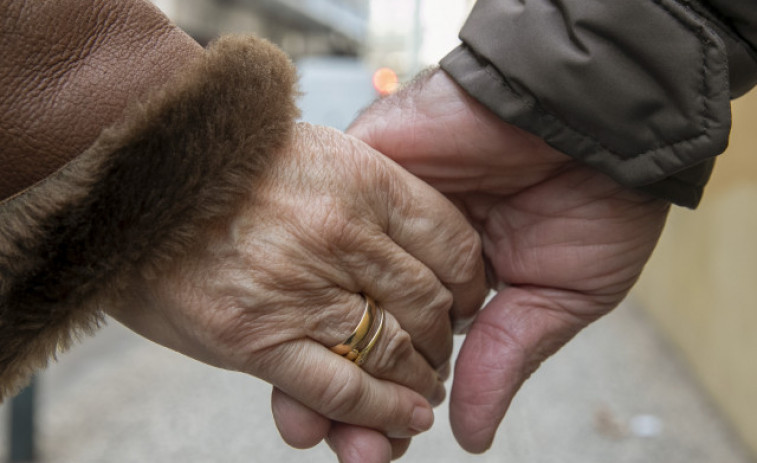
left=372, top=67, right=399, bottom=96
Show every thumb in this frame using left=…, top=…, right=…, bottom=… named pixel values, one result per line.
left=449, top=287, right=586, bottom=452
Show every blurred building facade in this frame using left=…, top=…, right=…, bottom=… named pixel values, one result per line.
left=152, top=0, right=368, bottom=57
left=366, top=0, right=474, bottom=78
left=151, top=0, right=474, bottom=79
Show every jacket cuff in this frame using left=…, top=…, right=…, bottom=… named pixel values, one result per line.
left=636, top=159, right=714, bottom=207
left=440, top=0, right=745, bottom=208
left=0, top=35, right=298, bottom=400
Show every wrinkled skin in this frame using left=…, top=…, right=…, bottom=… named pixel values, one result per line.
left=107, top=123, right=488, bottom=442
left=3, top=1, right=495, bottom=459
left=273, top=70, right=670, bottom=461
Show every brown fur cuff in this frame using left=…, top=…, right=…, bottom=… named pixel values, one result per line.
left=0, top=35, right=299, bottom=401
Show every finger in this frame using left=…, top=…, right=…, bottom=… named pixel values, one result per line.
left=256, top=339, right=435, bottom=438
left=384, top=162, right=489, bottom=326
left=340, top=234, right=455, bottom=370
left=449, top=287, right=586, bottom=453
left=273, top=388, right=412, bottom=461
left=326, top=423, right=393, bottom=463
left=356, top=308, right=447, bottom=407
left=271, top=386, right=330, bottom=449
left=306, top=293, right=446, bottom=406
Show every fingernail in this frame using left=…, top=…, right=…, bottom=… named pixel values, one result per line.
left=430, top=383, right=446, bottom=407
left=410, top=406, right=434, bottom=433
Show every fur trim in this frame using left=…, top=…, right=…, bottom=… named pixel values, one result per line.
left=0, top=35, right=299, bottom=401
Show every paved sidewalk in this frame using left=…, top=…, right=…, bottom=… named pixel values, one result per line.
left=1, top=300, right=754, bottom=462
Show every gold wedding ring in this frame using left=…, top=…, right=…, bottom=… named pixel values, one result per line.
left=330, top=295, right=385, bottom=366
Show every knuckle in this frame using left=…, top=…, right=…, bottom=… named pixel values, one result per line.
left=306, top=294, right=364, bottom=346
left=450, top=228, right=484, bottom=283
left=410, top=289, right=454, bottom=365
left=318, top=370, right=365, bottom=419
left=416, top=269, right=443, bottom=295
left=404, top=268, right=449, bottom=308
left=372, top=328, right=414, bottom=375
left=411, top=284, right=454, bottom=327
left=432, top=287, right=455, bottom=314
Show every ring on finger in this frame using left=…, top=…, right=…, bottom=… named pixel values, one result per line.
left=330, top=295, right=385, bottom=366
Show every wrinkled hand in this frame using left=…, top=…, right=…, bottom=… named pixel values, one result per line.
left=275, top=69, right=671, bottom=458
left=351, top=69, right=671, bottom=452
left=106, top=123, right=487, bottom=445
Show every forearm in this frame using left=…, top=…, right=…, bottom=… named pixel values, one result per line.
left=441, top=0, right=757, bottom=208
left=0, top=0, right=203, bottom=201
left=0, top=2, right=299, bottom=400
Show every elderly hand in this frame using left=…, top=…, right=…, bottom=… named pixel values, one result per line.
left=274, top=69, right=670, bottom=460
left=349, top=69, right=671, bottom=452
left=106, top=122, right=487, bottom=443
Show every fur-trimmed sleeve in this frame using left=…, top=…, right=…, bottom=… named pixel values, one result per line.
left=0, top=35, right=299, bottom=401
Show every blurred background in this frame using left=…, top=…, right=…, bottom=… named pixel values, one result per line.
left=2, top=0, right=757, bottom=462
left=149, top=0, right=474, bottom=131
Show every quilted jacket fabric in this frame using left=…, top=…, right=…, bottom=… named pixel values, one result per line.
left=441, top=0, right=757, bottom=207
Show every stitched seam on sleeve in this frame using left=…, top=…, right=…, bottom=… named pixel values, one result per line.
left=651, top=0, right=712, bottom=152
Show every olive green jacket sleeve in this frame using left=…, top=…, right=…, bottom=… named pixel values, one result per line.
left=441, top=0, right=757, bottom=207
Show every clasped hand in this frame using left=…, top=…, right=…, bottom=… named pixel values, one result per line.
left=273, top=69, right=671, bottom=462
left=112, top=70, right=669, bottom=463
left=106, top=122, right=487, bottom=458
